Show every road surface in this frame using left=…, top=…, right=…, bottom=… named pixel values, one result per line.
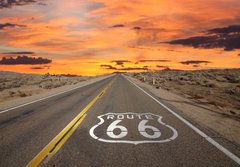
left=0, top=74, right=239, bottom=167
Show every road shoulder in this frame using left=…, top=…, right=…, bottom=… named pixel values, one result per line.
left=0, top=74, right=114, bottom=112
left=126, top=75, right=240, bottom=154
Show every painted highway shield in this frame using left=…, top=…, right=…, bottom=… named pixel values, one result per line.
left=89, top=112, right=178, bottom=145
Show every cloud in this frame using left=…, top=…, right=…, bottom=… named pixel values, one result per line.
left=100, top=64, right=149, bottom=71
left=156, top=65, right=169, bottom=68
left=110, top=24, right=125, bottom=28
left=30, top=65, right=50, bottom=70
left=111, top=60, right=131, bottom=66
left=132, top=26, right=141, bottom=30
left=208, top=25, right=240, bottom=34
left=120, top=67, right=148, bottom=71
left=37, top=2, right=47, bottom=6
left=139, top=59, right=170, bottom=62
left=31, top=66, right=44, bottom=70
left=3, top=51, right=34, bottom=55
left=0, top=56, right=52, bottom=65
left=1, top=0, right=240, bottom=74
left=0, top=0, right=43, bottom=9
left=179, top=60, right=211, bottom=65
left=168, top=25, right=240, bottom=51
left=0, top=23, right=25, bottom=30
left=193, top=65, right=199, bottom=68
left=100, top=64, right=117, bottom=70
left=86, top=2, right=105, bottom=11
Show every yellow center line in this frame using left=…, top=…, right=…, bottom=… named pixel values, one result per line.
left=27, top=78, right=115, bottom=167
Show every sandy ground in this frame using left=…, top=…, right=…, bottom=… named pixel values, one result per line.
left=127, top=69, right=240, bottom=146
left=0, top=71, right=112, bottom=111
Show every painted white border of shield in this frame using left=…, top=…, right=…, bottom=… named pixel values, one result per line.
left=89, top=112, right=178, bottom=145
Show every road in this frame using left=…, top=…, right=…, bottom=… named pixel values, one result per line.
left=0, top=74, right=239, bottom=167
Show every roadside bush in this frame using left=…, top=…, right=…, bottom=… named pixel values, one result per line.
left=18, top=91, right=28, bottom=97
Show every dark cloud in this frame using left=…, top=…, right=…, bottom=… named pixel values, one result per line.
left=3, top=51, right=34, bottom=55
left=180, top=60, right=211, bottom=65
left=30, top=65, right=50, bottom=70
left=100, top=64, right=149, bottom=71
left=111, top=24, right=125, bottom=28
left=0, top=0, right=44, bottom=9
left=168, top=25, right=240, bottom=51
left=30, top=67, right=44, bottom=70
left=111, top=60, right=131, bottom=66
left=193, top=65, right=199, bottom=68
left=100, top=64, right=117, bottom=70
left=208, top=25, right=240, bottom=34
left=0, top=56, right=52, bottom=65
left=156, top=65, right=169, bottom=68
left=139, top=59, right=170, bottom=63
left=0, top=23, right=25, bottom=29
left=133, top=26, right=141, bottom=30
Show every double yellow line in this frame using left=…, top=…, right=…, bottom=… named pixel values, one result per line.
left=27, top=79, right=115, bottom=167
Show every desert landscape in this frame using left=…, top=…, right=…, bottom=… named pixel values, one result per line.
left=0, top=71, right=93, bottom=104
left=129, top=68, right=240, bottom=117
left=127, top=69, right=240, bottom=145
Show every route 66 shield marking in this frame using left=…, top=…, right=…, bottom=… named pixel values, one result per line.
left=89, top=112, right=178, bottom=145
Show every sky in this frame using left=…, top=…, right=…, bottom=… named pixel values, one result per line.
left=0, top=0, right=239, bottom=75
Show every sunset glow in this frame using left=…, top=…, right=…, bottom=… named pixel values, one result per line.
left=0, top=0, right=240, bottom=75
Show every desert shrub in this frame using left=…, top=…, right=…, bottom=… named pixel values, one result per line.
left=8, top=91, right=15, bottom=96
left=224, top=87, right=240, bottom=96
left=205, top=82, right=216, bottom=88
left=11, top=81, right=22, bottom=88
left=51, top=83, right=62, bottom=88
left=77, top=78, right=86, bottom=82
left=178, top=76, right=189, bottom=81
left=224, top=75, right=239, bottom=83
left=18, top=91, right=28, bottom=97
left=42, top=83, right=52, bottom=89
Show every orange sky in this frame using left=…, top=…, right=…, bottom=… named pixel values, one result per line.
left=0, top=0, right=240, bottom=75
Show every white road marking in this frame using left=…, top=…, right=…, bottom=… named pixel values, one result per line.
left=124, top=75, right=240, bottom=165
left=89, top=112, right=178, bottom=145
left=0, top=75, right=114, bottom=114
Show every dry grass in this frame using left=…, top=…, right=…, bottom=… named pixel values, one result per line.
left=0, top=71, right=92, bottom=102
left=130, top=68, right=240, bottom=117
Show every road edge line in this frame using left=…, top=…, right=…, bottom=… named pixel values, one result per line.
left=124, top=75, right=240, bottom=165
left=0, top=74, right=114, bottom=114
